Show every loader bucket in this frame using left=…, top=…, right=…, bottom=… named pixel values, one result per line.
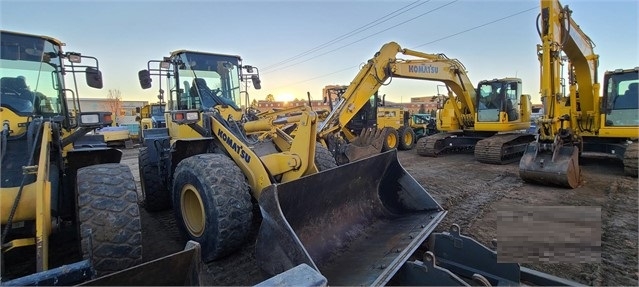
left=256, top=149, right=447, bottom=286
left=519, top=142, right=581, bottom=188
left=79, top=241, right=202, bottom=286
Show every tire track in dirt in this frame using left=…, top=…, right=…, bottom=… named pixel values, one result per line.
left=596, top=178, right=638, bottom=285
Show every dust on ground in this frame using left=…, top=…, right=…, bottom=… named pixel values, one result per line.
left=121, top=147, right=638, bottom=286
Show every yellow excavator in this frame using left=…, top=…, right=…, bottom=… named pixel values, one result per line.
left=0, top=30, right=144, bottom=285
left=519, top=0, right=638, bottom=188
left=313, top=42, right=534, bottom=165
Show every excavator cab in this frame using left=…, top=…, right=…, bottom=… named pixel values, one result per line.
left=476, top=80, right=521, bottom=122
left=602, top=68, right=639, bottom=127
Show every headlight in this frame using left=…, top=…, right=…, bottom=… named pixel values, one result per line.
left=186, top=112, right=199, bottom=121
left=80, top=114, right=99, bottom=124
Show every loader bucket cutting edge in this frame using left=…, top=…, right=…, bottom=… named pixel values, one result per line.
left=519, top=143, right=580, bottom=188
left=256, top=149, right=447, bottom=286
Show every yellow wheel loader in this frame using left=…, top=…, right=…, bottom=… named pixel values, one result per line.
left=135, top=102, right=166, bottom=144
left=0, top=30, right=142, bottom=285
left=135, top=50, right=454, bottom=285
left=519, top=0, right=638, bottom=188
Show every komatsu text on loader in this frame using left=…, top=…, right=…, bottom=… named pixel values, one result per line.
left=519, top=0, right=638, bottom=188
left=0, top=30, right=142, bottom=285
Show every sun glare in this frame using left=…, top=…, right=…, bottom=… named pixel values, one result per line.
left=276, top=93, right=295, bottom=102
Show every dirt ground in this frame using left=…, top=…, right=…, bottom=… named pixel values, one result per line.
left=120, top=147, right=638, bottom=286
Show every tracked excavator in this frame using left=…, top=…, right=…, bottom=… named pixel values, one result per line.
left=519, top=0, right=638, bottom=188
left=0, top=30, right=145, bottom=285
left=313, top=42, right=534, bottom=165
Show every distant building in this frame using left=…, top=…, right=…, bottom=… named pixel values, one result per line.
left=253, top=95, right=442, bottom=115
left=66, top=98, right=148, bottom=125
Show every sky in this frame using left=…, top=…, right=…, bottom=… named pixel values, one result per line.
left=1, top=0, right=637, bottom=105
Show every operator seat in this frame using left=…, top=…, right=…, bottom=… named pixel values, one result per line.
left=1, top=77, right=34, bottom=113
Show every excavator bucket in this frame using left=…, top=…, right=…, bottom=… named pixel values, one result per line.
left=256, top=149, right=447, bottom=286
left=344, top=127, right=389, bottom=162
left=519, top=142, right=581, bottom=188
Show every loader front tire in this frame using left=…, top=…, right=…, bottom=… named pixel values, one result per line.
left=172, top=153, right=253, bottom=262
left=315, top=143, right=338, bottom=171
left=382, top=128, right=399, bottom=151
left=139, top=147, right=170, bottom=212
left=398, top=127, right=416, bottom=150
left=76, top=163, right=143, bottom=276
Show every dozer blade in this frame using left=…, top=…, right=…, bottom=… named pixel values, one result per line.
left=519, top=142, right=580, bottom=188
left=79, top=241, right=202, bottom=286
left=256, top=149, right=447, bottom=286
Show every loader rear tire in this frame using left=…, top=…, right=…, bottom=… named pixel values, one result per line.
left=139, top=147, right=171, bottom=212
left=76, top=163, right=142, bottom=276
left=315, top=143, right=338, bottom=171
left=172, top=153, right=253, bottom=262
left=382, top=128, right=399, bottom=151
left=398, top=127, right=416, bottom=150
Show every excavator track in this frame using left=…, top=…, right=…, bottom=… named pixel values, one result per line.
left=416, top=132, right=483, bottom=157
left=474, top=133, right=536, bottom=164
left=416, top=133, right=456, bottom=157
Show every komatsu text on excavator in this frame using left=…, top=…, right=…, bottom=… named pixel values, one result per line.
left=519, top=0, right=638, bottom=188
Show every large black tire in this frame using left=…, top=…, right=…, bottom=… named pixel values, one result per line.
left=76, top=163, right=142, bottom=276
left=315, top=143, right=338, bottom=171
left=398, top=126, right=416, bottom=150
left=172, top=153, right=253, bottom=262
left=382, top=128, right=399, bottom=151
left=139, top=147, right=171, bottom=212
left=623, top=142, right=638, bottom=177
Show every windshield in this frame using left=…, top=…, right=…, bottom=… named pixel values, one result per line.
left=174, top=52, right=242, bottom=111
left=605, top=71, right=639, bottom=127
left=1, top=32, right=64, bottom=117
left=476, top=80, right=520, bottom=122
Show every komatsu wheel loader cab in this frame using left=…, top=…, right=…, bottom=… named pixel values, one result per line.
left=519, top=0, right=638, bottom=188
left=137, top=50, right=448, bottom=285
left=0, top=30, right=142, bottom=285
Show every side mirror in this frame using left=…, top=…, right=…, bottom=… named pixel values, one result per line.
left=139, top=69, right=152, bottom=89
left=251, top=75, right=261, bottom=90
left=85, top=67, right=103, bottom=89
left=135, top=116, right=141, bottom=121
left=135, top=107, right=141, bottom=113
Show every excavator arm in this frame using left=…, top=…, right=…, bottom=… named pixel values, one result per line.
left=520, top=0, right=601, bottom=188
left=317, top=42, right=479, bottom=163
left=319, top=42, right=477, bottom=139
left=537, top=0, right=599, bottom=140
